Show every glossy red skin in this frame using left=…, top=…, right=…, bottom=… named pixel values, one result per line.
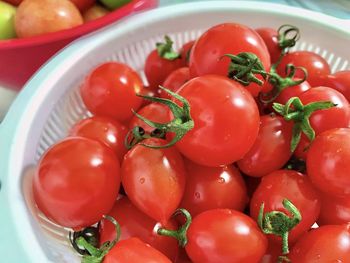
left=128, top=103, right=170, bottom=134
left=176, top=75, right=260, bottom=167
left=99, top=196, right=179, bottom=261
left=189, top=23, right=270, bottom=92
left=69, top=116, right=128, bottom=162
left=277, top=51, right=330, bottom=87
left=294, top=86, right=350, bottom=160
left=259, top=240, right=281, bottom=263
left=160, top=67, right=190, bottom=99
left=180, top=160, right=248, bottom=217
left=33, top=137, right=120, bottom=229
left=274, top=80, right=311, bottom=105
left=180, top=41, right=195, bottom=66
left=103, top=238, right=172, bottom=263
left=323, top=71, right=350, bottom=102
left=250, top=170, right=321, bottom=244
left=289, top=224, right=350, bottom=262
left=69, top=0, right=95, bottom=12
left=237, top=115, right=293, bottom=177
left=186, top=209, right=267, bottom=263
left=145, top=49, right=183, bottom=90
left=307, top=128, right=350, bottom=197
left=121, top=138, right=186, bottom=223
left=255, top=27, right=281, bottom=64
left=80, top=62, right=144, bottom=122
left=318, top=194, right=350, bottom=226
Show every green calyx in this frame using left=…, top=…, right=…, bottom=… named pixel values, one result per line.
left=273, top=97, right=336, bottom=152
left=258, top=199, right=301, bottom=256
left=125, top=86, right=194, bottom=149
left=71, top=216, right=121, bottom=263
left=277, top=24, right=300, bottom=51
left=157, top=208, right=192, bottom=248
left=156, top=35, right=181, bottom=60
left=69, top=226, right=100, bottom=255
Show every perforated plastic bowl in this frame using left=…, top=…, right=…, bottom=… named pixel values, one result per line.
left=1, top=1, right=350, bottom=262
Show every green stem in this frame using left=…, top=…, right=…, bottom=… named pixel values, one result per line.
left=278, top=24, right=300, bottom=51
left=156, top=35, right=181, bottom=60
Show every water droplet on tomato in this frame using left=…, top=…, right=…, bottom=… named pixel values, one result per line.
left=139, top=178, right=145, bottom=184
left=218, top=177, right=225, bottom=183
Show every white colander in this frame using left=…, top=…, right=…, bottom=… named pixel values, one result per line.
left=1, top=1, right=350, bottom=262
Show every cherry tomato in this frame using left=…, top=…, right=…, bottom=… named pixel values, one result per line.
left=277, top=51, right=330, bottom=87
left=128, top=103, right=170, bottom=134
left=69, top=0, right=95, bottom=12
left=237, top=114, right=293, bottom=177
left=176, top=75, right=260, bottom=167
left=145, top=45, right=183, bottom=90
left=289, top=224, right=350, bottom=262
left=255, top=27, right=280, bottom=64
left=0, top=1, right=16, bottom=40
left=294, top=86, right=350, bottom=159
left=33, top=137, right=120, bottom=229
left=69, top=116, right=128, bottom=162
left=160, top=67, right=190, bottom=99
left=99, top=196, right=179, bottom=261
left=307, top=128, right=350, bottom=197
left=121, top=138, right=186, bottom=224
left=80, top=62, right=144, bottom=122
left=83, top=4, right=109, bottom=22
left=250, top=170, right=321, bottom=244
left=180, top=160, right=247, bottom=218
left=180, top=41, right=195, bottom=66
left=274, top=80, right=311, bottom=105
left=104, top=237, right=171, bottom=263
left=186, top=209, right=267, bottom=263
left=15, top=0, right=83, bottom=38
left=322, top=71, right=350, bottom=102
left=318, top=194, right=350, bottom=226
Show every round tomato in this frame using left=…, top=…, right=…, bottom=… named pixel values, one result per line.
left=15, top=0, right=83, bottom=38
left=322, top=70, right=350, bottom=102
left=160, top=67, right=190, bottom=100
left=69, top=116, right=128, bottom=162
left=33, top=137, right=120, bottom=229
left=237, top=114, right=293, bottom=177
left=69, top=0, right=95, bottom=12
left=277, top=51, right=330, bottom=87
left=180, top=160, right=247, bottom=217
left=80, top=62, right=144, bottom=122
left=99, top=196, right=179, bottom=261
left=250, top=170, right=321, bottom=244
left=185, top=209, right=267, bottom=263
left=307, top=128, right=350, bottom=197
left=180, top=41, right=195, bottom=66
left=318, top=194, right=350, bottom=226
left=121, top=138, right=186, bottom=224
left=255, top=27, right=280, bottom=64
left=274, top=80, right=311, bottom=105
left=289, top=224, right=350, bottom=262
left=175, top=75, right=260, bottom=167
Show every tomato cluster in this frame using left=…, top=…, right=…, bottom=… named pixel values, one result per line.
left=32, top=22, right=350, bottom=263
left=0, top=0, right=132, bottom=40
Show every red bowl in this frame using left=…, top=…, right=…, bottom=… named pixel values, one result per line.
left=0, top=0, right=158, bottom=91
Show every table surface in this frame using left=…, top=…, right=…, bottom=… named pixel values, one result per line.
left=0, top=0, right=349, bottom=121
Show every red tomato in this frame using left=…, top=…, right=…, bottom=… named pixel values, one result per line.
left=255, top=27, right=280, bottom=64
left=3, top=0, right=23, bottom=5
left=128, top=103, right=170, bottom=134
left=176, top=248, right=193, bottom=263
left=69, top=0, right=95, bottom=12
left=160, top=67, right=191, bottom=99
left=307, top=128, right=350, bottom=197
left=274, top=80, right=311, bottom=105
left=180, top=160, right=248, bottom=217
left=145, top=46, right=183, bottom=90
left=103, top=238, right=171, bottom=263
left=180, top=41, right=195, bottom=66
left=250, top=170, right=321, bottom=244
left=259, top=240, right=281, bottom=263
left=69, top=116, right=128, bottom=162
left=294, top=86, right=350, bottom=159
left=237, top=115, right=293, bottom=177
left=277, top=51, right=330, bottom=87
left=185, top=209, right=267, bottom=263
left=99, top=196, right=179, bottom=261
left=323, top=71, right=350, bottom=102
left=190, top=23, right=270, bottom=77
left=121, top=138, right=186, bottom=224
left=318, top=194, right=350, bottom=226
left=289, top=224, right=350, bottom=262
left=176, top=75, right=260, bottom=167
left=83, top=4, right=109, bottom=22
left=33, top=137, right=120, bottom=229
left=15, top=0, right=83, bottom=38
left=80, top=62, right=144, bottom=122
